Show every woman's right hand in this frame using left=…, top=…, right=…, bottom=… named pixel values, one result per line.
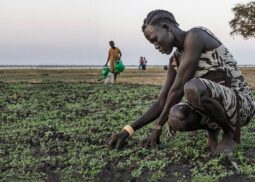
left=107, top=130, right=129, bottom=149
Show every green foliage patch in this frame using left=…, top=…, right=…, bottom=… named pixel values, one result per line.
left=0, top=83, right=254, bottom=181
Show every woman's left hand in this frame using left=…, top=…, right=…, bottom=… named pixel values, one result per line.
left=140, top=128, right=162, bottom=148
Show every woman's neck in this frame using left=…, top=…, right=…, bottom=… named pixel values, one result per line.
left=174, top=29, right=186, bottom=51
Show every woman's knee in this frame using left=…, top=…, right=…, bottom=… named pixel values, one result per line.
left=184, top=78, right=209, bottom=108
left=168, top=103, right=203, bottom=131
left=168, top=104, right=188, bottom=131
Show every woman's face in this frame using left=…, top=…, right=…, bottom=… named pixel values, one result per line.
left=144, top=25, right=174, bottom=55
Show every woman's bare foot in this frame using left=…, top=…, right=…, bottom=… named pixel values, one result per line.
left=207, top=128, right=220, bottom=151
left=213, top=134, right=238, bottom=154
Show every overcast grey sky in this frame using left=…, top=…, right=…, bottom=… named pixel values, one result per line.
left=0, top=0, right=254, bottom=65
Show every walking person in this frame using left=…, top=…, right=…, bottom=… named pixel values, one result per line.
left=105, top=41, right=122, bottom=83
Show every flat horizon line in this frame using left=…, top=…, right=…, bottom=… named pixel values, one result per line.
left=0, top=64, right=255, bottom=67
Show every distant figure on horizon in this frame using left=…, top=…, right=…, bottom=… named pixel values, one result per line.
left=105, top=41, right=122, bottom=83
left=139, top=56, right=144, bottom=70
left=107, top=10, right=255, bottom=155
left=143, top=57, right=147, bottom=70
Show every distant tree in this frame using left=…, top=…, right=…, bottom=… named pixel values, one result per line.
left=229, top=1, right=255, bottom=38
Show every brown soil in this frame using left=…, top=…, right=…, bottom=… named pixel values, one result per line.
left=0, top=67, right=254, bottom=89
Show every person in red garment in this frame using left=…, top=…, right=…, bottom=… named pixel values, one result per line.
left=107, top=10, right=255, bottom=154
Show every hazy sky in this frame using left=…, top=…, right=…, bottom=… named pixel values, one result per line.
left=0, top=0, right=254, bottom=65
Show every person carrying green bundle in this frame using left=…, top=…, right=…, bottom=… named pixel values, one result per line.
left=105, top=41, right=122, bottom=83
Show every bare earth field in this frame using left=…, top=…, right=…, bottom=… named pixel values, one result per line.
left=0, top=67, right=254, bottom=181
left=0, top=66, right=254, bottom=89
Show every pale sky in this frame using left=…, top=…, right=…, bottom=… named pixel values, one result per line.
left=0, top=0, right=254, bottom=65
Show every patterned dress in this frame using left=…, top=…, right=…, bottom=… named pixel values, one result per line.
left=171, top=27, right=255, bottom=129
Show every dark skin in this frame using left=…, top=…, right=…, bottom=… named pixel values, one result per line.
left=105, top=42, right=122, bottom=82
left=107, top=21, right=237, bottom=153
left=168, top=103, right=220, bottom=151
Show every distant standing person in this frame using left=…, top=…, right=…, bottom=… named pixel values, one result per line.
left=143, top=57, right=147, bottom=70
left=105, top=41, right=122, bottom=83
left=139, top=56, right=144, bottom=70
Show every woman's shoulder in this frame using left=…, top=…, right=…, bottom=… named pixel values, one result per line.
left=186, top=26, right=215, bottom=39
left=187, top=27, right=221, bottom=43
left=185, top=27, right=209, bottom=40
left=187, top=26, right=211, bottom=33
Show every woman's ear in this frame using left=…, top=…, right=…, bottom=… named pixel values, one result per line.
left=161, top=23, right=170, bottom=31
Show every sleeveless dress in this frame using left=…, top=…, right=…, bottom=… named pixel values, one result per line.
left=108, top=47, right=121, bottom=72
left=170, top=27, right=255, bottom=129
